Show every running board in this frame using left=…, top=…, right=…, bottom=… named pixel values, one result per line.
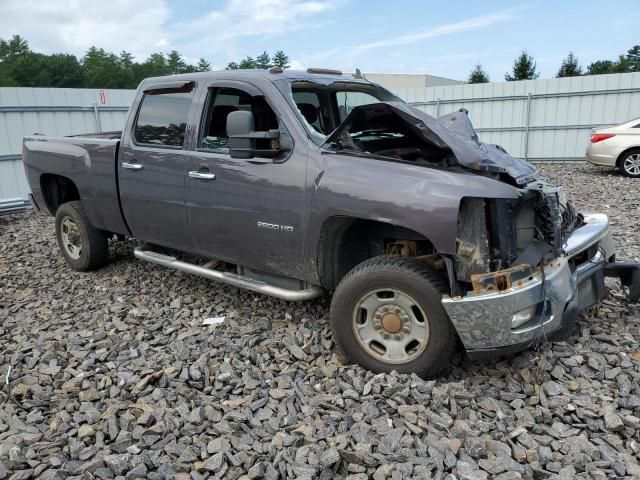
left=134, top=245, right=323, bottom=301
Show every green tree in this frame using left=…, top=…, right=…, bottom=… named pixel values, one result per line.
left=587, top=60, right=615, bottom=75
left=10, top=53, right=52, bottom=86
left=505, top=50, right=539, bottom=81
left=134, top=52, right=170, bottom=80
left=82, top=47, right=122, bottom=88
left=272, top=50, right=290, bottom=69
left=117, top=51, right=135, bottom=88
left=0, top=68, right=16, bottom=86
left=167, top=50, right=187, bottom=74
left=0, top=34, right=31, bottom=86
left=43, top=54, right=83, bottom=87
left=0, top=34, right=30, bottom=60
left=612, top=54, right=632, bottom=73
left=586, top=54, right=633, bottom=76
left=226, top=61, right=240, bottom=70
left=238, top=56, right=256, bottom=69
left=626, top=45, right=640, bottom=72
left=556, top=52, right=582, bottom=77
left=468, top=64, right=489, bottom=83
left=255, top=51, right=271, bottom=69
left=196, top=58, right=211, bottom=72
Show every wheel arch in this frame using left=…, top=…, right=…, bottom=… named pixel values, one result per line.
left=40, top=173, right=81, bottom=215
left=616, top=146, right=640, bottom=168
left=316, top=216, right=448, bottom=291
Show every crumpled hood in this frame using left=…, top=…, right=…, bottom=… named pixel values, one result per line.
left=323, top=101, right=537, bottom=185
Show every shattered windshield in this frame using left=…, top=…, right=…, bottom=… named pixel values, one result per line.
left=277, top=79, right=400, bottom=144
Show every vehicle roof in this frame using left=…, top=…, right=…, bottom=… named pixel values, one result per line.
left=141, top=69, right=375, bottom=88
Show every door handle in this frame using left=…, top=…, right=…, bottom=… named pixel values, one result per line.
left=122, top=162, right=143, bottom=170
left=188, top=171, right=216, bottom=180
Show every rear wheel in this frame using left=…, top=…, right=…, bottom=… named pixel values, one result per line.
left=55, top=201, right=109, bottom=271
left=330, top=256, right=456, bottom=378
left=619, top=149, right=640, bottom=178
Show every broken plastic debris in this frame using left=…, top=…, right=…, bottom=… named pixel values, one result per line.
left=203, top=316, right=225, bottom=326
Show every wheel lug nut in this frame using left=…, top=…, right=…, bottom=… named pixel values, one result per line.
left=394, top=307, right=400, bottom=313
left=374, top=313, right=381, bottom=319
left=394, top=334, right=401, bottom=340
left=403, top=327, right=410, bottom=333
left=383, top=333, right=390, bottom=339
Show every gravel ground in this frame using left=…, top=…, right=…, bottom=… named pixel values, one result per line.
left=1, top=162, right=639, bottom=480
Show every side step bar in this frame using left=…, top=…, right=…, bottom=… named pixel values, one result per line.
left=134, top=245, right=324, bottom=302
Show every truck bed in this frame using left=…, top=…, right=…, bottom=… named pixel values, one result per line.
left=23, top=134, right=129, bottom=236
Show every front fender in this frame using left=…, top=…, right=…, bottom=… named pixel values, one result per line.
left=307, top=153, right=519, bottom=258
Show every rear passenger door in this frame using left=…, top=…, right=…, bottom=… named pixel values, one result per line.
left=118, top=81, right=196, bottom=249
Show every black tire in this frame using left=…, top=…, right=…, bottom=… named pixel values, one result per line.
left=618, top=148, right=640, bottom=178
left=55, top=201, right=109, bottom=271
left=330, top=255, right=456, bottom=378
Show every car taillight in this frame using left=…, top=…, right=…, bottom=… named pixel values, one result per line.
left=591, top=133, right=615, bottom=143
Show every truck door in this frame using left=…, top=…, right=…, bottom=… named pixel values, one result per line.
left=186, top=81, right=306, bottom=280
left=118, top=81, right=196, bottom=249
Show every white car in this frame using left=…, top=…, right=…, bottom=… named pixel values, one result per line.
left=586, top=118, right=640, bottom=177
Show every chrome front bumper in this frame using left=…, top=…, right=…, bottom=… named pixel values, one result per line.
left=442, top=213, right=619, bottom=356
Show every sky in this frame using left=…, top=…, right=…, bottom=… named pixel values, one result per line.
left=1, top=0, right=639, bottom=81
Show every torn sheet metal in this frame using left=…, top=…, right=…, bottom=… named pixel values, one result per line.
left=323, top=102, right=537, bottom=185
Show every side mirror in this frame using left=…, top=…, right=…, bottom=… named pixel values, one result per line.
left=227, top=110, right=283, bottom=160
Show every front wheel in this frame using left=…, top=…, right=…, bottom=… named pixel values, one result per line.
left=619, top=149, right=640, bottom=178
left=55, top=201, right=109, bottom=271
left=330, top=256, right=456, bottom=378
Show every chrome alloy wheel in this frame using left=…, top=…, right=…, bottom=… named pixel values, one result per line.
left=623, top=153, right=640, bottom=176
left=352, top=288, right=430, bottom=364
left=60, top=216, right=82, bottom=260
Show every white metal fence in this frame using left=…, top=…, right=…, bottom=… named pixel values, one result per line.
left=0, top=87, right=134, bottom=212
left=2, top=73, right=640, bottom=211
left=396, top=72, right=640, bottom=161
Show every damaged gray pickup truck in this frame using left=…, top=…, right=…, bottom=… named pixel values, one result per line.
left=22, top=68, right=640, bottom=377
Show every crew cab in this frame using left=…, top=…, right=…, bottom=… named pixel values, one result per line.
left=22, top=68, right=640, bottom=377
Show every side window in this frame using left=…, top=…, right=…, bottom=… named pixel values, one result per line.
left=134, top=90, right=194, bottom=147
left=335, top=91, right=381, bottom=121
left=200, top=87, right=278, bottom=151
left=292, top=90, right=325, bottom=133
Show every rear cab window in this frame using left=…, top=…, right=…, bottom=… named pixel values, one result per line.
left=134, top=85, right=195, bottom=147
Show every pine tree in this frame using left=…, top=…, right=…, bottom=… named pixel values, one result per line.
left=587, top=60, right=615, bottom=75
left=505, top=50, right=539, bottom=81
left=255, top=51, right=271, bottom=69
left=226, top=61, right=240, bottom=70
left=612, top=54, right=631, bottom=73
left=556, top=52, right=582, bottom=77
left=468, top=64, right=489, bottom=83
left=238, top=56, right=256, bottom=69
left=166, top=50, right=187, bottom=74
left=196, top=58, right=211, bottom=72
left=626, top=45, right=640, bottom=72
left=272, top=50, right=290, bottom=69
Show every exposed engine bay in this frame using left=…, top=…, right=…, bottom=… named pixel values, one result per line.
left=454, top=181, right=584, bottom=294
left=323, top=104, right=457, bottom=167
